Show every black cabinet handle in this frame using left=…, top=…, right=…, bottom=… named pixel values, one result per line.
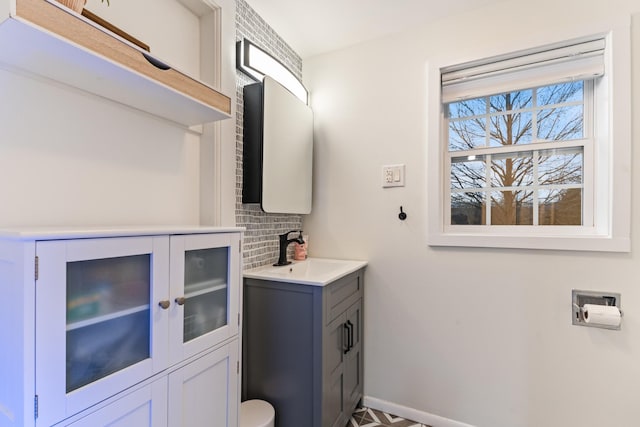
left=343, top=322, right=350, bottom=354
left=346, top=320, right=354, bottom=352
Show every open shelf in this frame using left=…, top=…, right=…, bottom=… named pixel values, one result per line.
left=0, top=0, right=231, bottom=126
left=185, top=278, right=227, bottom=299
left=66, top=304, right=150, bottom=331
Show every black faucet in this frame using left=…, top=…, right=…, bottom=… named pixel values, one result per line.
left=274, top=230, right=305, bottom=266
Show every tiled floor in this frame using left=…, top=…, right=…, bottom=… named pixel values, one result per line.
left=349, top=407, right=432, bottom=427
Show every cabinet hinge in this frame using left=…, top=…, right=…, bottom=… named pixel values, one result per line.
left=34, top=256, right=39, bottom=281
left=238, top=313, right=240, bottom=326
left=34, top=394, right=38, bottom=420
left=237, top=361, right=240, bottom=374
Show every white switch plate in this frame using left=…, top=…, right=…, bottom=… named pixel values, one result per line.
left=382, top=164, right=405, bottom=188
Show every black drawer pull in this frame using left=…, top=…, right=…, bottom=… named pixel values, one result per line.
left=142, top=53, right=171, bottom=70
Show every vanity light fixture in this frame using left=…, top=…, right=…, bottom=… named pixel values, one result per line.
left=236, top=38, right=308, bottom=104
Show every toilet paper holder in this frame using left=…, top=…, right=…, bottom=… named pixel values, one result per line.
left=572, top=290, right=622, bottom=330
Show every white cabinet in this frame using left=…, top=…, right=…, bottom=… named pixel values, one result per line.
left=0, top=227, right=242, bottom=427
left=167, top=343, right=239, bottom=427
left=0, top=0, right=231, bottom=126
left=65, top=380, right=168, bottom=427
left=65, top=342, right=239, bottom=427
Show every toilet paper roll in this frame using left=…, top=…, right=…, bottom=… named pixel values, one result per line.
left=583, top=304, right=621, bottom=327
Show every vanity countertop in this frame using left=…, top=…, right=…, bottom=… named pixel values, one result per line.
left=243, top=257, right=367, bottom=286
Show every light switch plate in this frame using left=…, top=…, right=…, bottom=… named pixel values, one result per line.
left=382, top=164, right=405, bottom=188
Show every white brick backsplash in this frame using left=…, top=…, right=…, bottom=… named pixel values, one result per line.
left=235, top=0, right=304, bottom=270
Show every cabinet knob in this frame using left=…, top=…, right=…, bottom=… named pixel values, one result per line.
left=158, top=300, right=171, bottom=309
left=175, top=296, right=186, bottom=306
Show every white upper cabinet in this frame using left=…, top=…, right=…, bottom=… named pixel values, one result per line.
left=0, top=0, right=231, bottom=126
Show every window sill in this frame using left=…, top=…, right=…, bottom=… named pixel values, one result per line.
left=427, top=231, right=630, bottom=252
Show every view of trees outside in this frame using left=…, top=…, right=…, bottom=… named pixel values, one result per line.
left=446, top=81, right=585, bottom=226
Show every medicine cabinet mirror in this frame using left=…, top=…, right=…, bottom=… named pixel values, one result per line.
left=243, top=75, right=313, bottom=214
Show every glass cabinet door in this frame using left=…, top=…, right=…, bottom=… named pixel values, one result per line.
left=169, top=233, right=240, bottom=364
left=66, top=254, right=151, bottom=392
left=35, top=237, right=170, bottom=427
left=183, top=247, right=228, bottom=342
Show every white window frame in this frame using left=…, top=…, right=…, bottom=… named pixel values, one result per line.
left=427, top=21, right=631, bottom=252
left=445, top=80, right=593, bottom=229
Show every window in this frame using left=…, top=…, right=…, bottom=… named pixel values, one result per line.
left=446, top=80, right=589, bottom=227
left=427, top=29, right=631, bottom=252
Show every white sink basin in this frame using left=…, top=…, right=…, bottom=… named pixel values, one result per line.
left=243, top=257, right=367, bottom=286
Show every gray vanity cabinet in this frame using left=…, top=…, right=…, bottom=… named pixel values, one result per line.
left=243, top=268, right=364, bottom=427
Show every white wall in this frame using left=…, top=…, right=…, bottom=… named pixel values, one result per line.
left=0, top=67, right=202, bottom=226
left=0, top=0, right=237, bottom=227
left=303, top=0, right=640, bottom=426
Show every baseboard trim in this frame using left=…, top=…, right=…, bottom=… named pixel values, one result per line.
left=362, top=396, right=476, bottom=427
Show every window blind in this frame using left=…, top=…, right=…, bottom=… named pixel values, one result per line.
left=441, top=37, right=605, bottom=103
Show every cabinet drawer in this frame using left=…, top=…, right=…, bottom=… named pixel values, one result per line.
left=326, top=270, right=362, bottom=324
left=10, top=0, right=231, bottom=126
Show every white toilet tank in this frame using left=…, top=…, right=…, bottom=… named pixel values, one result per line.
left=240, top=399, right=275, bottom=427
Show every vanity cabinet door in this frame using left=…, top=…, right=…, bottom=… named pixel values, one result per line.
left=322, top=299, right=363, bottom=427
left=35, top=237, right=170, bottom=427
left=343, top=299, right=363, bottom=415
left=169, top=233, right=240, bottom=365
left=324, top=314, right=347, bottom=427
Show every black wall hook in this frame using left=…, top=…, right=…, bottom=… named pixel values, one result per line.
left=398, top=206, right=407, bottom=221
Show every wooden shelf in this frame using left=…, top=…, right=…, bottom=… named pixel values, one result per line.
left=0, top=0, right=231, bottom=126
